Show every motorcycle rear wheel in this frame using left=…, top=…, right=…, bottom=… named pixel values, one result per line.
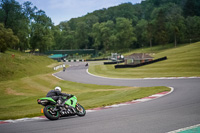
left=44, top=105, right=60, bottom=120
left=75, top=103, right=86, bottom=116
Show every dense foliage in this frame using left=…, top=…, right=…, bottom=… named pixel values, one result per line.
left=0, top=0, right=54, bottom=52
left=0, top=0, right=200, bottom=53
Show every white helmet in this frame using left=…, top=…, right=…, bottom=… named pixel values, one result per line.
left=54, top=86, right=61, bottom=92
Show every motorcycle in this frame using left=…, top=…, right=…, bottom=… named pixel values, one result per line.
left=37, top=95, right=86, bottom=120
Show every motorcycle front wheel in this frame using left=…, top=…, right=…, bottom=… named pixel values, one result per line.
left=44, top=105, right=60, bottom=120
left=75, top=103, right=86, bottom=116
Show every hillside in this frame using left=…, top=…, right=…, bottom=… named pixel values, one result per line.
left=0, top=50, right=57, bottom=81
left=88, top=42, right=200, bottom=78
left=1, top=0, right=200, bottom=54
left=0, top=51, right=170, bottom=120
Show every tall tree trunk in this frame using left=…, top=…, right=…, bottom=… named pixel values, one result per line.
left=150, top=38, right=152, bottom=48
left=174, top=33, right=177, bottom=48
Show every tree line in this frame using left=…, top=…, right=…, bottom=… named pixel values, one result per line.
left=0, top=0, right=53, bottom=52
left=0, top=0, right=200, bottom=53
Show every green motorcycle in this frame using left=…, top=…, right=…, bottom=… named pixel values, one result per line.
left=37, top=95, right=86, bottom=120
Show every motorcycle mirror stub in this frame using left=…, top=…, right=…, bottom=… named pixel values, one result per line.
left=37, top=99, right=41, bottom=104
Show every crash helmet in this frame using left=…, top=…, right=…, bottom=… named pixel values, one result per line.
left=54, top=86, right=62, bottom=92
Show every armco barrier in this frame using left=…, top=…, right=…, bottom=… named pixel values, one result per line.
left=115, top=56, right=167, bottom=69
left=66, top=59, right=84, bottom=62
left=86, top=58, right=107, bottom=61
left=64, top=58, right=107, bottom=62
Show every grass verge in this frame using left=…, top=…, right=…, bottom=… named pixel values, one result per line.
left=88, top=42, right=200, bottom=78
left=0, top=72, right=170, bottom=120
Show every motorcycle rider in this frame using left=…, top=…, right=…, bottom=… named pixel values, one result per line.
left=46, top=86, right=72, bottom=106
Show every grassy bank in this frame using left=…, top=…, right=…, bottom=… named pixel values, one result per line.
left=0, top=50, right=57, bottom=81
left=88, top=42, right=200, bottom=78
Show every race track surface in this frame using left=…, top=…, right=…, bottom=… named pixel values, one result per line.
left=1, top=62, right=200, bottom=133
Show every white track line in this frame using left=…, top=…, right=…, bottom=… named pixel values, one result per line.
left=86, top=69, right=200, bottom=80
left=87, top=87, right=174, bottom=112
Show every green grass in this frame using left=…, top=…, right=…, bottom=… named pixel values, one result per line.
left=0, top=48, right=172, bottom=120
left=0, top=72, right=170, bottom=120
left=123, top=43, right=176, bottom=56
left=0, top=50, right=57, bottom=81
left=88, top=42, right=200, bottom=78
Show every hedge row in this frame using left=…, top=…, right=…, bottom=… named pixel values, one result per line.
left=115, top=56, right=167, bottom=69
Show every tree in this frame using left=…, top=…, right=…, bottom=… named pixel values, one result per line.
left=0, top=0, right=21, bottom=28
left=100, top=20, right=115, bottom=51
left=165, top=3, right=186, bottom=47
left=16, top=1, right=38, bottom=51
left=0, top=23, right=19, bottom=52
left=115, top=17, right=136, bottom=50
left=55, top=22, right=73, bottom=49
left=91, top=20, right=116, bottom=51
left=75, top=22, right=89, bottom=49
left=147, top=22, right=153, bottom=48
left=184, top=0, right=200, bottom=17
left=185, top=16, right=200, bottom=42
left=30, top=10, right=54, bottom=53
left=0, top=0, right=38, bottom=51
left=22, top=1, right=37, bottom=20
left=60, top=29, right=75, bottom=49
left=152, top=9, right=168, bottom=45
left=85, top=14, right=99, bottom=29
left=91, top=22, right=102, bottom=50
left=135, top=19, right=148, bottom=47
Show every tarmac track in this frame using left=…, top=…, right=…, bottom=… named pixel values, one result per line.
left=1, top=62, right=200, bottom=133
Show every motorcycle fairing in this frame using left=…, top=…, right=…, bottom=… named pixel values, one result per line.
left=65, top=96, right=77, bottom=108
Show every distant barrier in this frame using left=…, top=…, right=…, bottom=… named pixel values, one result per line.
left=115, top=56, right=167, bottom=69
left=64, top=58, right=107, bottom=62
left=54, top=64, right=65, bottom=70
left=86, top=58, right=107, bottom=61
left=65, top=59, right=84, bottom=62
